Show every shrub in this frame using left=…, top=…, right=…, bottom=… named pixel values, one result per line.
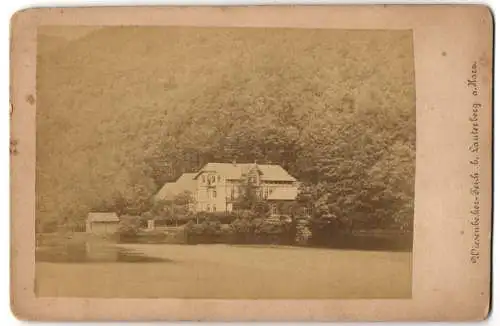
left=230, top=218, right=252, bottom=234
left=237, top=209, right=256, bottom=220
left=183, top=215, right=299, bottom=245
left=164, top=212, right=195, bottom=226
left=254, top=220, right=282, bottom=235
left=117, top=215, right=142, bottom=241
left=220, top=223, right=234, bottom=235
left=207, top=212, right=239, bottom=224
left=185, top=219, right=224, bottom=244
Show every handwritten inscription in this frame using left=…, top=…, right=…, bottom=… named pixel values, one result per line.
left=468, top=62, right=481, bottom=264
left=467, top=61, right=479, bottom=96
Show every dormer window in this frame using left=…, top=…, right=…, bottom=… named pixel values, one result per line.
left=206, top=175, right=214, bottom=185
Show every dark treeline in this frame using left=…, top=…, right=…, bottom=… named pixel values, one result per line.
left=36, top=27, right=416, bottom=233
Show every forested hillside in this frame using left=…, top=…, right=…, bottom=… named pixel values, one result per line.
left=36, top=26, right=416, bottom=231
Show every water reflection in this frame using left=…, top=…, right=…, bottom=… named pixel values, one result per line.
left=36, top=242, right=172, bottom=263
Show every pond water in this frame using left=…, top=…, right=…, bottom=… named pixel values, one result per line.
left=36, top=242, right=173, bottom=263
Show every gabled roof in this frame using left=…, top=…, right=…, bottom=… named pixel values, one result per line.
left=267, top=187, right=298, bottom=201
left=194, top=163, right=248, bottom=180
left=194, top=162, right=296, bottom=182
left=258, top=165, right=296, bottom=182
left=87, top=212, right=119, bottom=222
left=155, top=172, right=197, bottom=201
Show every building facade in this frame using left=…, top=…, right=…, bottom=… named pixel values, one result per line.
left=86, top=212, right=120, bottom=235
left=193, top=162, right=298, bottom=213
left=155, top=162, right=299, bottom=214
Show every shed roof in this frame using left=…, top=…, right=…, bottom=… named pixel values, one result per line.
left=87, top=212, right=119, bottom=223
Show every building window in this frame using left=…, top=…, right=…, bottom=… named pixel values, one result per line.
left=264, top=187, right=269, bottom=198
left=213, top=190, right=217, bottom=198
left=271, top=204, right=278, bottom=216
left=206, top=204, right=210, bottom=211
left=212, top=204, right=216, bottom=212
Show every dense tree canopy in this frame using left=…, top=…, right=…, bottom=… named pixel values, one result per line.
left=36, top=26, right=415, bottom=232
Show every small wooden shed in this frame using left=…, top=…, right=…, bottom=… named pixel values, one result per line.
left=86, top=212, right=120, bottom=235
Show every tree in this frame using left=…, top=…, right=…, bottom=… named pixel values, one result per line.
left=171, top=191, right=195, bottom=226
left=150, top=199, right=173, bottom=220
left=117, top=215, right=142, bottom=241
left=150, top=191, right=196, bottom=225
left=232, top=178, right=271, bottom=218
left=234, top=178, right=259, bottom=211
left=173, top=190, right=195, bottom=212
left=37, top=28, right=415, bottom=235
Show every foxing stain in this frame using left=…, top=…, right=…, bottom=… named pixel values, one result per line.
left=25, top=94, right=35, bottom=105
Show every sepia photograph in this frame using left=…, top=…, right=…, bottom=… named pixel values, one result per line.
left=34, top=25, right=415, bottom=299
left=10, top=5, right=492, bottom=321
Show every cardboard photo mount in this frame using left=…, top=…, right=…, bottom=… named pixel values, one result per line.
left=10, top=5, right=493, bottom=321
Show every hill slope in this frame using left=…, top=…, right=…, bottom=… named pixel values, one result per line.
left=36, top=26, right=416, bottom=229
